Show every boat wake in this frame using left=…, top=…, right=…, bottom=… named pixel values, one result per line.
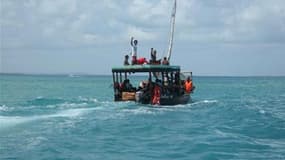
left=0, top=96, right=108, bottom=129
left=0, top=107, right=100, bottom=129
left=0, top=96, right=220, bottom=130
left=191, top=99, right=218, bottom=105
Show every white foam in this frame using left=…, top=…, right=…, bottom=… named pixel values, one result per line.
left=90, top=98, right=98, bottom=103
left=120, top=106, right=174, bottom=115
left=0, top=107, right=97, bottom=129
left=122, top=107, right=156, bottom=115
left=259, top=110, right=266, bottom=114
left=50, top=108, right=90, bottom=117
left=58, top=102, right=88, bottom=108
left=36, top=96, right=44, bottom=99
left=160, top=104, right=187, bottom=109
left=0, top=105, right=10, bottom=112
left=78, top=96, right=99, bottom=103
left=0, top=116, right=36, bottom=128
left=214, top=129, right=228, bottom=137
left=25, top=136, right=48, bottom=150
left=78, top=96, right=88, bottom=101
left=203, top=100, right=218, bottom=103
left=46, top=104, right=57, bottom=108
left=191, top=99, right=218, bottom=105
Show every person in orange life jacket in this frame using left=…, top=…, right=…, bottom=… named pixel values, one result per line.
left=185, top=76, right=193, bottom=93
left=130, top=37, right=138, bottom=65
left=152, top=83, right=161, bottom=105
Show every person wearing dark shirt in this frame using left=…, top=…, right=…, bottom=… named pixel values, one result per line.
left=124, top=55, right=130, bottom=65
left=150, top=49, right=161, bottom=64
left=151, top=48, right=156, bottom=62
left=122, top=79, right=136, bottom=92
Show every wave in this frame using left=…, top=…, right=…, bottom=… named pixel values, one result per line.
left=121, top=107, right=159, bottom=115
left=50, top=107, right=97, bottom=117
left=27, top=96, right=100, bottom=107
left=0, top=105, right=10, bottom=112
left=102, top=99, right=219, bottom=116
left=0, top=115, right=38, bottom=128
left=29, top=96, right=100, bottom=108
left=0, top=107, right=99, bottom=129
left=0, top=102, right=91, bottom=115
left=77, top=96, right=98, bottom=103
left=0, top=97, right=220, bottom=130
left=57, top=102, right=88, bottom=108
left=27, top=97, right=65, bottom=106
left=259, top=109, right=266, bottom=114
left=17, top=96, right=220, bottom=111
left=190, top=99, right=218, bottom=106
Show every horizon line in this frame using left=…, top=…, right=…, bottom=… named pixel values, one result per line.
left=1, top=72, right=285, bottom=78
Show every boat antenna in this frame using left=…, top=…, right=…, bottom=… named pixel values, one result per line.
left=166, top=0, right=176, bottom=62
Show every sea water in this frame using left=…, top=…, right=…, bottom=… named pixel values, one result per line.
left=0, top=74, right=285, bottom=160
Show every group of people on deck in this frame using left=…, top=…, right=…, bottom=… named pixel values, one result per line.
left=114, top=74, right=194, bottom=105
left=124, top=37, right=169, bottom=66
left=116, top=75, right=193, bottom=99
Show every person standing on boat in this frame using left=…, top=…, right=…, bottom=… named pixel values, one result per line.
left=130, top=37, right=138, bottom=65
left=124, top=55, right=130, bottom=65
left=185, top=76, right=193, bottom=93
left=150, top=49, right=161, bottom=65
left=150, top=48, right=155, bottom=64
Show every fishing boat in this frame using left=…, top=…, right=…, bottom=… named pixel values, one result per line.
left=111, top=0, right=194, bottom=105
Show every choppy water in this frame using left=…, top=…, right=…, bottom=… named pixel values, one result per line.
left=0, top=74, right=285, bottom=159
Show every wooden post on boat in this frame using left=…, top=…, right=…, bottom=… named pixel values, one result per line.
left=119, top=72, right=122, bottom=83
left=149, top=71, right=153, bottom=104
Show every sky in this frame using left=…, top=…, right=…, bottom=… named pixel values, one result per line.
left=1, top=0, right=285, bottom=76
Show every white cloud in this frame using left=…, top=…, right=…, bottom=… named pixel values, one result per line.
left=177, top=0, right=285, bottom=43
left=126, top=26, right=157, bottom=41
left=128, top=0, right=170, bottom=23
left=38, top=0, right=77, bottom=16
left=1, top=0, right=285, bottom=75
left=1, top=0, right=285, bottom=49
left=83, top=33, right=97, bottom=43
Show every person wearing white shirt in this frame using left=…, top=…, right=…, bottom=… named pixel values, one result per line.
left=130, top=37, right=138, bottom=65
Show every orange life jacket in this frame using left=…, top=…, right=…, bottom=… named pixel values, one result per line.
left=185, top=81, right=193, bottom=93
left=152, top=85, right=161, bottom=105
left=137, top=57, right=148, bottom=64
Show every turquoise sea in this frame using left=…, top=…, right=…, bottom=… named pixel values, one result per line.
left=0, top=74, right=285, bottom=159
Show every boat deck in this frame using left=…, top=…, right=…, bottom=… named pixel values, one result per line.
left=112, top=65, right=180, bottom=73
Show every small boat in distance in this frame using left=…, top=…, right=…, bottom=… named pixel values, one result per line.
left=111, top=0, right=194, bottom=105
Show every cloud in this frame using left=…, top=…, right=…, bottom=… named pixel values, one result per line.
left=1, top=0, right=285, bottom=50
left=1, top=0, right=285, bottom=75
left=126, top=26, right=157, bottom=41
left=177, top=0, right=285, bottom=43
left=38, top=0, right=77, bottom=16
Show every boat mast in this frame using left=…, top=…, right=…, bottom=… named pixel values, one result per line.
left=166, top=0, right=177, bottom=62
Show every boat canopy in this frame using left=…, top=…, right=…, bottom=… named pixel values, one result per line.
left=112, top=65, right=180, bottom=73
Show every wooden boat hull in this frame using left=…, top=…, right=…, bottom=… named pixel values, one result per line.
left=160, top=94, right=190, bottom=105
left=137, top=93, right=190, bottom=106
